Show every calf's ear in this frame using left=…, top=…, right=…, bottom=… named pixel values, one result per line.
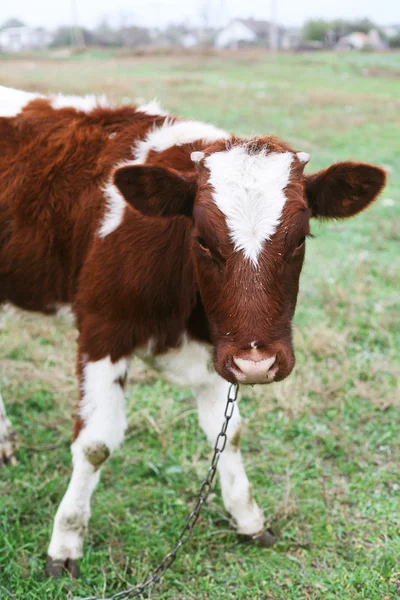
left=305, top=162, right=386, bottom=219
left=113, top=164, right=197, bottom=217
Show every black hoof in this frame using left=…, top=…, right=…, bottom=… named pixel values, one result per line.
left=46, top=555, right=80, bottom=578
left=239, top=527, right=278, bottom=548
left=255, top=528, right=278, bottom=548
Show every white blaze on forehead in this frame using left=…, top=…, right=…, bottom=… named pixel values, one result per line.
left=0, top=85, right=41, bottom=117
left=205, top=146, right=294, bottom=266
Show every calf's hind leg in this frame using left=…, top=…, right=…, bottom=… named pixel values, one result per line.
left=0, top=391, right=17, bottom=466
left=47, top=354, right=128, bottom=577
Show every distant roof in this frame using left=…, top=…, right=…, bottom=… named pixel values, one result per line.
left=234, top=18, right=285, bottom=38
left=240, top=19, right=270, bottom=37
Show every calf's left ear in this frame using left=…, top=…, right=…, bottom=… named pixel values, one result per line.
left=305, top=162, right=386, bottom=219
left=114, top=164, right=197, bottom=217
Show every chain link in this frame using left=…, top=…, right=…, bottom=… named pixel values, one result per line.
left=76, top=382, right=239, bottom=600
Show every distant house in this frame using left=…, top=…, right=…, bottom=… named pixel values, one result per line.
left=156, top=24, right=201, bottom=48
left=335, top=29, right=387, bottom=51
left=215, top=18, right=284, bottom=49
left=0, top=26, right=54, bottom=52
left=336, top=32, right=369, bottom=50
left=368, top=29, right=388, bottom=50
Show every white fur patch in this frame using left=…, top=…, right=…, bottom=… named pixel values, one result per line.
left=48, top=356, right=128, bottom=561
left=0, top=85, right=40, bottom=117
left=47, top=447, right=101, bottom=560
left=98, top=181, right=127, bottom=238
left=153, top=336, right=213, bottom=388
left=79, top=356, right=128, bottom=452
left=51, top=93, right=111, bottom=113
left=206, top=145, right=294, bottom=266
left=0, top=86, right=112, bottom=117
left=133, top=119, right=229, bottom=165
left=136, top=99, right=168, bottom=117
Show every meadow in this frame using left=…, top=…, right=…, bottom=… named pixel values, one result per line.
left=0, top=50, right=399, bottom=599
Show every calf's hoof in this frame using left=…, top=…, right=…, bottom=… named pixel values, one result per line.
left=254, top=528, right=278, bottom=547
left=46, top=555, right=80, bottom=578
left=239, top=527, right=277, bottom=548
left=0, top=426, right=18, bottom=467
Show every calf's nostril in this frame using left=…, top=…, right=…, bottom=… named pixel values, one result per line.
left=232, top=354, right=277, bottom=376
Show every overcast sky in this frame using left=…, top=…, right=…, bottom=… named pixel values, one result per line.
left=1, top=0, right=399, bottom=30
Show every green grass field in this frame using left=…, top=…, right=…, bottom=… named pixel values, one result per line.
left=0, top=50, right=399, bottom=600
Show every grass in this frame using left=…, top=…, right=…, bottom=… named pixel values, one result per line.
left=0, top=50, right=399, bottom=600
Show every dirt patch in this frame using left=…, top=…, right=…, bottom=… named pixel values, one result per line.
left=352, top=64, right=400, bottom=80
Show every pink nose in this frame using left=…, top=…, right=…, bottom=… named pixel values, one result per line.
left=232, top=353, right=277, bottom=384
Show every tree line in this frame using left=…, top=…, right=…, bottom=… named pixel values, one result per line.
left=1, top=16, right=399, bottom=49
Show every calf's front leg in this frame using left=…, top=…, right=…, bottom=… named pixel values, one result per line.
left=47, top=354, right=128, bottom=577
left=196, top=379, right=267, bottom=538
left=156, top=340, right=272, bottom=543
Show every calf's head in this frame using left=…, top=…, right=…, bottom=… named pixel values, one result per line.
left=114, top=137, right=386, bottom=385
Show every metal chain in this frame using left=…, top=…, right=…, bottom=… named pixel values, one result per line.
left=76, top=382, right=239, bottom=600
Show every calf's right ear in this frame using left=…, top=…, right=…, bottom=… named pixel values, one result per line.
left=113, top=164, right=197, bottom=217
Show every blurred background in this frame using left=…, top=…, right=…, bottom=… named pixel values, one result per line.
left=0, top=0, right=400, bottom=52
left=0, top=2, right=399, bottom=600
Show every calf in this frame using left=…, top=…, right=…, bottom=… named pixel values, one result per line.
left=0, top=86, right=386, bottom=577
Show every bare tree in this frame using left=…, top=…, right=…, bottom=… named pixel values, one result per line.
left=269, top=0, right=278, bottom=50
left=198, top=0, right=214, bottom=29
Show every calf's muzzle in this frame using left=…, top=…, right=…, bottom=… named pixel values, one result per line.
left=215, top=342, right=295, bottom=385
left=231, top=352, right=277, bottom=384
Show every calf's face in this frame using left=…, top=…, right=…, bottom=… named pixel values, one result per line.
left=114, top=137, right=386, bottom=385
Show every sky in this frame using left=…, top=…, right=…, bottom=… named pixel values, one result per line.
left=0, top=0, right=399, bottom=30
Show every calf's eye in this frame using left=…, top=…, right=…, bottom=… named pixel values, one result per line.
left=296, top=236, right=306, bottom=249
left=197, top=237, right=209, bottom=250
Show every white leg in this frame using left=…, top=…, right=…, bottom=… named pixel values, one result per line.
left=154, top=339, right=265, bottom=536
left=0, top=391, right=17, bottom=466
left=47, top=356, right=128, bottom=577
left=196, top=381, right=265, bottom=535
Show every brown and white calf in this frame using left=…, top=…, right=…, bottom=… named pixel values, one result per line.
left=0, top=85, right=386, bottom=576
